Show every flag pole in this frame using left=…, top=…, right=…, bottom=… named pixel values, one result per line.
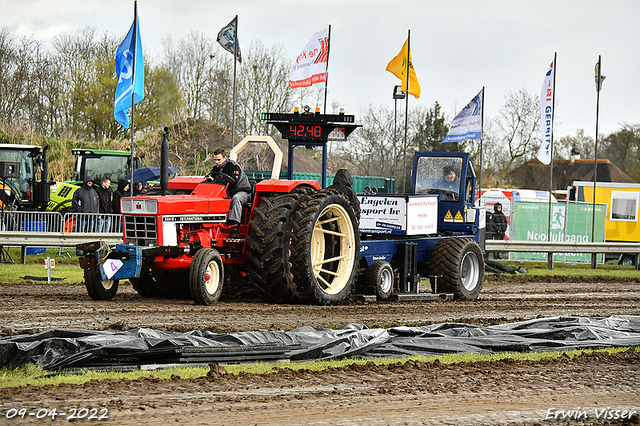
left=546, top=52, right=557, bottom=269
left=591, top=55, right=602, bottom=269
left=129, top=1, right=138, bottom=197
left=402, top=29, right=410, bottom=193
left=231, top=15, right=238, bottom=148
left=323, top=25, right=331, bottom=114
left=478, top=86, right=485, bottom=197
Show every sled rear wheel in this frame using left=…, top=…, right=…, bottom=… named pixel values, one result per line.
left=429, top=237, right=484, bottom=300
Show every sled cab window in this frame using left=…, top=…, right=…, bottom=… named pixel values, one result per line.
left=414, top=156, right=463, bottom=202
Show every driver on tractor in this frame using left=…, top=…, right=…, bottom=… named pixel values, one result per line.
left=205, top=148, right=251, bottom=235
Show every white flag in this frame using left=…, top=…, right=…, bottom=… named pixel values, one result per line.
left=443, top=89, right=483, bottom=143
left=538, top=59, right=555, bottom=165
left=289, top=28, right=329, bottom=88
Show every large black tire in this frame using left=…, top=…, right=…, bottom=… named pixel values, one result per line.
left=246, top=189, right=308, bottom=303
left=130, top=269, right=158, bottom=297
left=429, top=237, right=484, bottom=300
left=153, top=270, right=190, bottom=299
left=290, top=189, right=360, bottom=305
left=84, top=267, right=119, bottom=300
left=189, top=248, right=224, bottom=305
left=365, top=260, right=394, bottom=300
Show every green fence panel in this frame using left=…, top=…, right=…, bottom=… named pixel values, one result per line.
left=511, top=201, right=606, bottom=262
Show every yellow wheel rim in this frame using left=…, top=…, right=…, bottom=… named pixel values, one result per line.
left=310, top=203, right=356, bottom=295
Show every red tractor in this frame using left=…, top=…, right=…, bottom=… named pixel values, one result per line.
left=77, top=134, right=361, bottom=305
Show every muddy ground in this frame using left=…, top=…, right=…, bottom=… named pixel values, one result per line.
left=1, top=275, right=639, bottom=424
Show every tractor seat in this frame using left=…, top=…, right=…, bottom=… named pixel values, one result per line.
left=241, top=180, right=257, bottom=222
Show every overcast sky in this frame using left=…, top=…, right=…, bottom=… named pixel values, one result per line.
left=3, top=0, right=639, bottom=142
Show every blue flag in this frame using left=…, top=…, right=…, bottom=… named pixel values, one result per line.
left=443, top=89, right=483, bottom=143
left=114, top=11, right=144, bottom=129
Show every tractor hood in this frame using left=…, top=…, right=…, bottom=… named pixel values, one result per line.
left=121, top=181, right=230, bottom=215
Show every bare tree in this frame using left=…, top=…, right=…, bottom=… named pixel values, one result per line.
left=162, top=32, right=216, bottom=120
left=234, top=40, right=294, bottom=138
left=493, top=88, right=541, bottom=179
left=0, top=27, right=27, bottom=126
left=555, top=129, right=595, bottom=160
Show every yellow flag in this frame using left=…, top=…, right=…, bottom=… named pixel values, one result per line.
left=386, top=39, right=421, bottom=99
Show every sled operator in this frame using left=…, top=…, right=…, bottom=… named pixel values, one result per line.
left=435, top=164, right=461, bottom=201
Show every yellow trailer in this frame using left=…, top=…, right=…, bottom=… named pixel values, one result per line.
left=571, top=180, right=640, bottom=264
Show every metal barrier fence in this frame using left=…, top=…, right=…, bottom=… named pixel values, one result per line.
left=0, top=211, right=122, bottom=234
left=1, top=207, right=639, bottom=264
left=61, top=213, right=123, bottom=234
left=0, top=211, right=122, bottom=263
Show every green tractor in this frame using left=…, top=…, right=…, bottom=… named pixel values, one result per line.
left=47, top=149, right=141, bottom=213
left=0, top=143, right=51, bottom=212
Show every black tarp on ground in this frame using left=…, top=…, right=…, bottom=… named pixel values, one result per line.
left=1, top=316, right=640, bottom=370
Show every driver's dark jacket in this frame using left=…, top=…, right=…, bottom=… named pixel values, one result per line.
left=209, top=158, right=251, bottom=197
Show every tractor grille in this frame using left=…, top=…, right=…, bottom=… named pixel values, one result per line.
left=124, top=215, right=157, bottom=246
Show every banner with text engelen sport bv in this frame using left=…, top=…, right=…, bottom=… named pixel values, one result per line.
left=290, top=28, right=329, bottom=88
left=443, top=89, right=483, bottom=143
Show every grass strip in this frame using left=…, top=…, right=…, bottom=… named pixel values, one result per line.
left=1, top=346, right=637, bottom=389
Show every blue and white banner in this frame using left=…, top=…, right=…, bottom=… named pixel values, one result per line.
left=538, top=59, right=555, bottom=165
left=443, top=88, right=483, bottom=143
left=114, top=6, right=144, bottom=130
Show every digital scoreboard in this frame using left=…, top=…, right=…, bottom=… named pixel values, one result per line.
left=261, top=111, right=360, bottom=143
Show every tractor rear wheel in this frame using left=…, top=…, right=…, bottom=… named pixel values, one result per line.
left=189, top=248, right=224, bottom=305
left=246, top=189, right=309, bottom=303
left=84, top=267, right=119, bottom=300
left=428, top=237, right=484, bottom=300
left=290, top=189, right=360, bottom=305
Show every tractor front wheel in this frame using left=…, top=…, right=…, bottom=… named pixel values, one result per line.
left=189, top=248, right=224, bottom=305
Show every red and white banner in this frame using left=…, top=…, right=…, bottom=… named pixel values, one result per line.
left=290, top=28, right=329, bottom=88
left=538, top=59, right=555, bottom=165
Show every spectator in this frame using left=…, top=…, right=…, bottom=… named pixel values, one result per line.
left=133, top=181, right=143, bottom=195
left=112, top=179, right=129, bottom=233
left=112, top=179, right=130, bottom=214
left=487, top=202, right=508, bottom=259
left=94, top=175, right=113, bottom=232
left=328, top=169, right=360, bottom=217
left=71, top=175, right=99, bottom=232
